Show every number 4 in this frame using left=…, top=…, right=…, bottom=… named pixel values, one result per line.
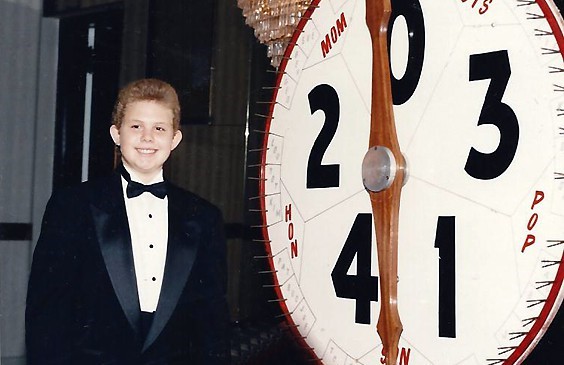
left=331, top=213, right=379, bottom=324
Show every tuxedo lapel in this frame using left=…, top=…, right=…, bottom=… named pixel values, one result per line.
left=89, top=174, right=141, bottom=336
left=142, top=186, right=201, bottom=352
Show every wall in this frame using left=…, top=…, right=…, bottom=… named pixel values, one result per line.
left=166, top=0, right=262, bottom=321
left=0, top=0, right=58, bottom=361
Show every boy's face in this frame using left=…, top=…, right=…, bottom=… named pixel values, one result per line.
left=110, top=100, right=182, bottom=183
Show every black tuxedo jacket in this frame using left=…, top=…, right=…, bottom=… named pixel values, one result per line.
left=26, top=172, right=230, bottom=365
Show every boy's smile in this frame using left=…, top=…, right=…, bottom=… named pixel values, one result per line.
left=110, top=100, right=182, bottom=183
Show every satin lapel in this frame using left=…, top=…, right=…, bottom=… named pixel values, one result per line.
left=143, top=187, right=200, bottom=352
left=90, top=175, right=141, bottom=335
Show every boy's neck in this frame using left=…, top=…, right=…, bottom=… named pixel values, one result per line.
left=122, top=162, right=164, bottom=185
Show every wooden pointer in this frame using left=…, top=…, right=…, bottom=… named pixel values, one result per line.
left=363, top=1, right=405, bottom=364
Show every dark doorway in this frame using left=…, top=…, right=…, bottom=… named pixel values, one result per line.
left=147, top=0, right=214, bottom=125
left=53, top=8, right=123, bottom=189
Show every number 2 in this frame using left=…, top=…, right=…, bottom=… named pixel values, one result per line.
left=307, top=84, right=341, bottom=189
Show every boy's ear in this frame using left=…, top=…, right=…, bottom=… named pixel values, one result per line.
left=171, top=130, right=183, bottom=150
left=109, top=125, right=120, bottom=145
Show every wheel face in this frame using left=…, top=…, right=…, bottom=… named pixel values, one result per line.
left=260, top=1, right=564, bottom=364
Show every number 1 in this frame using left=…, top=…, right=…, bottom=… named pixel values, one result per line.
left=435, top=216, right=456, bottom=338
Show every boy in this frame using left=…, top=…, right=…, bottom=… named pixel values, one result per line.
left=26, top=79, right=230, bottom=364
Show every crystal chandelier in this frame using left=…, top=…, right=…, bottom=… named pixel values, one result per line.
left=237, top=0, right=312, bottom=68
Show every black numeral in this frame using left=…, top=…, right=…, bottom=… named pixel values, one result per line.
left=307, top=84, right=341, bottom=189
left=465, top=50, right=519, bottom=180
left=331, top=213, right=379, bottom=324
left=435, top=216, right=456, bottom=338
left=388, top=0, right=425, bottom=105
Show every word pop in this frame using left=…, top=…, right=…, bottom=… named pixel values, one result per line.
left=285, top=204, right=298, bottom=258
left=521, top=190, right=545, bottom=253
left=321, top=12, right=348, bottom=58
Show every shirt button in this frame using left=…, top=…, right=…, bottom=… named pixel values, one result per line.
left=152, top=277, right=156, bottom=281
left=148, top=214, right=153, bottom=218
left=149, top=244, right=154, bottom=248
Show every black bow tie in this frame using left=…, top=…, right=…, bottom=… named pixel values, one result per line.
left=126, top=180, right=167, bottom=199
left=118, top=165, right=167, bottom=199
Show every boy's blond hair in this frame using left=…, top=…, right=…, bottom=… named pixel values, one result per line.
left=112, top=78, right=181, bottom=130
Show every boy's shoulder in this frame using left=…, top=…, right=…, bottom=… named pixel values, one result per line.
left=47, top=173, right=120, bottom=206
left=166, top=182, right=220, bottom=215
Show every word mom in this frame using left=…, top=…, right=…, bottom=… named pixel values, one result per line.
left=321, top=12, right=348, bottom=58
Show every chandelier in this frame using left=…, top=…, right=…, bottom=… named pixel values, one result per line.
left=237, top=0, right=313, bottom=68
